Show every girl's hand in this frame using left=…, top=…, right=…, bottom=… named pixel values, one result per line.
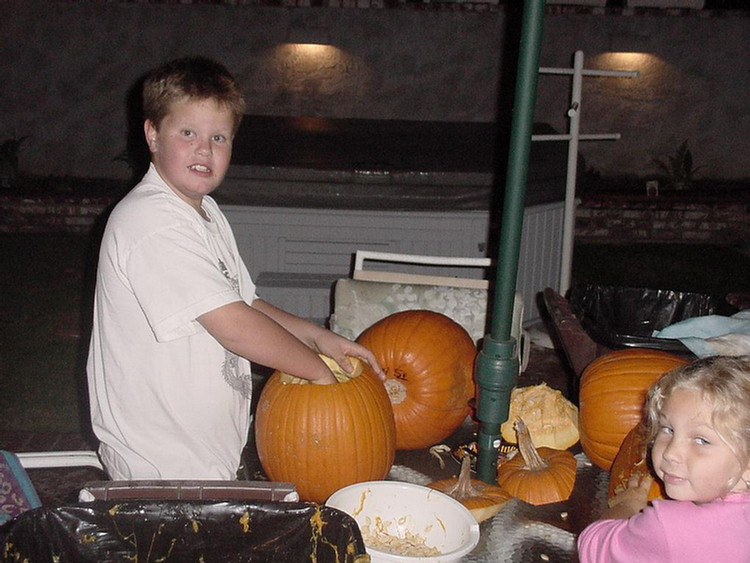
left=312, top=330, right=386, bottom=381
left=602, top=475, right=653, bottom=520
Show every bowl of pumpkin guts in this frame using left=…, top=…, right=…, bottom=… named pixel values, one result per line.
left=326, top=480, right=480, bottom=563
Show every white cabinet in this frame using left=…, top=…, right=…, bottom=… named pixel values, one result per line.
left=221, top=202, right=564, bottom=326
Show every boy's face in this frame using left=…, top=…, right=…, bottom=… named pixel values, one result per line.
left=145, top=97, right=234, bottom=211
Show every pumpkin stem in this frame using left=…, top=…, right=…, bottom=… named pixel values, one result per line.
left=444, top=456, right=481, bottom=500
left=514, top=418, right=548, bottom=471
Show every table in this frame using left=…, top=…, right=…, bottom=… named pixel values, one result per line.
left=389, top=420, right=609, bottom=563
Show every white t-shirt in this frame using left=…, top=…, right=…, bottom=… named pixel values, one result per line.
left=87, top=164, right=257, bottom=480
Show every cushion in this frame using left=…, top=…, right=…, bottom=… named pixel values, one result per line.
left=330, top=279, right=491, bottom=343
left=330, top=279, right=529, bottom=372
left=0, top=450, right=42, bottom=525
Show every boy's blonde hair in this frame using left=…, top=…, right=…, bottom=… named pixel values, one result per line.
left=142, top=56, right=246, bottom=134
left=644, top=355, right=750, bottom=465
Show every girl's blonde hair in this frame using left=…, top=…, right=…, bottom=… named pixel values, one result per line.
left=644, top=355, right=750, bottom=465
left=142, top=56, right=246, bottom=134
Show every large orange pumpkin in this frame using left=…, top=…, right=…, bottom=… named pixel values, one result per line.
left=254, top=355, right=396, bottom=504
left=608, top=421, right=665, bottom=502
left=356, top=310, right=476, bottom=450
left=578, top=348, right=688, bottom=471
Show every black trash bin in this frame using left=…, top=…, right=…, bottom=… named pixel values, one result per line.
left=568, top=284, right=733, bottom=355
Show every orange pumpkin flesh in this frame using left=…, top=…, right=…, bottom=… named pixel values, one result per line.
left=578, top=348, right=688, bottom=471
left=500, top=383, right=579, bottom=450
left=496, top=419, right=577, bottom=506
left=356, top=310, right=476, bottom=450
left=428, top=456, right=512, bottom=523
left=254, top=355, right=396, bottom=504
left=608, top=421, right=665, bottom=503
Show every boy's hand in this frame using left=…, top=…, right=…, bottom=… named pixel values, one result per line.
left=312, top=330, right=386, bottom=381
left=308, top=363, right=338, bottom=385
left=243, top=299, right=385, bottom=382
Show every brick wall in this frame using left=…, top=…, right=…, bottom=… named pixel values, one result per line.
left=0, top=195, right=113, bottom=234
left=575, top=194, right=750, bottom=244
left=2, top=192, right=748, bottom=245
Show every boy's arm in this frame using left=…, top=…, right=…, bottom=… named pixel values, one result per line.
left=197, top=301, right=337, bottom=384
left=251, top=298, right=385, bottom=379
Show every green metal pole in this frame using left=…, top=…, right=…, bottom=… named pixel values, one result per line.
left=475, top=0, right=547, bottom=484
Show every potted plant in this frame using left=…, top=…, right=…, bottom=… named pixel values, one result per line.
left=0, top=136, right=27, bottom=189
left=652, top=139, right=702, bottom=191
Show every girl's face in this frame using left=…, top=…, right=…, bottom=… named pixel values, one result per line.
left=651, top=387, right=750, bottom=503
left=145, top=97, right=234, bottom=214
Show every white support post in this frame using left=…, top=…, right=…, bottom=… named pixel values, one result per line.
left=534, top=51, right=638, bottom=294
left=560, top=50, right=584, bottom=293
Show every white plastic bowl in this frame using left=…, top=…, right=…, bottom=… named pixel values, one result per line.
left=326, top=480, right=480, bottom=563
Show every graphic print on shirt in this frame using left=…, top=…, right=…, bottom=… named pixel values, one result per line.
left=218, top=259, right=240, bottom=292
left=217, top=257, right=253, bottom=399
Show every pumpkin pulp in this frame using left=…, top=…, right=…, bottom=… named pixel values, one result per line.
left=277, top=354, right=363, bottom=385
left=500, top=383, right=579, bottom=450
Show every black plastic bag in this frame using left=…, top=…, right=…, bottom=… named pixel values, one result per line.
left=0, top=500, right=368, bottom=563
left=568, top=284, right=730, bottom=353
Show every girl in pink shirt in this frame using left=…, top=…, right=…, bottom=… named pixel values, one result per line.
left=578, top=355, right=750, bottom=563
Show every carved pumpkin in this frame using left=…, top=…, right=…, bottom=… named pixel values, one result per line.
left=254, top=355, right=396, bottom=504
left=428, top=456, right=512, bottom=523
left=495, top=419, right=577, bottom=506
left=578, top=348, right=688, bottom=471
left=356, top=310, right=476, bottom=450
left=608, top=421, right=665, bottom=503
left=500, top=383, right=579, bottom=450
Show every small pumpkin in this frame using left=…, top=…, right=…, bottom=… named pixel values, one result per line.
left=578, top=348, right=688, bottom=471
left=608, top=421, right=665, bottom=503
left=500, top=383, right=579, bottom=450
left=254, top=355, right=396, bottom=504
left=356, top=310, right=476, bottom=450
left=496, top=418, right=577, bottom=506
left=428, top=456, right=512, bottom=523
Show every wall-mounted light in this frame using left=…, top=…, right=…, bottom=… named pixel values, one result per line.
left=602, top=51, right=653, bottom=69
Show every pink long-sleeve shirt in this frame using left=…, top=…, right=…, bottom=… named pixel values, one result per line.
left=577, top=493, right=750, bottom=563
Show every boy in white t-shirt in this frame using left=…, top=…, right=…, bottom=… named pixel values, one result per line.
left=86, top=56, right=384, bottom=481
